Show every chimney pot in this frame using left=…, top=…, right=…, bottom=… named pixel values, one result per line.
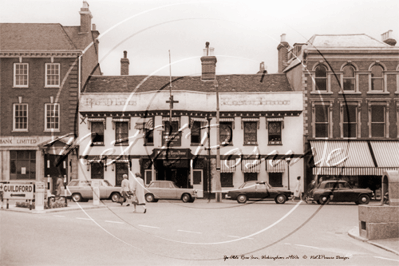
left=281, top=33, right=286, bottom=43
left=200, top=43, right=217, bottom=80
left=79, top=1, right=93, bottom=33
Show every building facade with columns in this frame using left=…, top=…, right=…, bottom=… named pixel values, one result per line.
left=78, top=47, right=304, bottom=198
left=0, top=2, right=100, bottom=192
left=280, top=31, right=399, bottom=193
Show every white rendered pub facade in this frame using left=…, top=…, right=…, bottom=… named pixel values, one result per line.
left=77, top=49, right=304, bottom=198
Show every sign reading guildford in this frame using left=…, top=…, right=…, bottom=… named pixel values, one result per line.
left=1, top=183, right=34, bottom=200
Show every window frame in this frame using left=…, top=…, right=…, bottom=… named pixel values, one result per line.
left=114, top=121, right=129, bottom=146
left=219, top=121, right=233, bottom=146
left=244, top=172, right=258, bottom=182
left=13, top=63, right=29, bottom=88
left=268, top=172, right=283, bottom=187
left=243, top=121, right=258, bottom=145
left=10, top=150, right=36, bottom=180
left=91, top=121, right=105, bottom=146
left=368, top=102, right=389, bottom=138
left=221, top=173, right=234, bottom=187
left=13, top=103, right=28, bottom=132
left=267, top=121, right=282, bottom=145
left=340, top=102, right=360, bottom=139
left=190, top=121, right=202, bottom=145
left=44, top=103, right=60, bottom=132
left=311, top=63, right=331, bottom=93
left=312, top=101, right=333, bottom=139
left=341, top=64, right=357, bottom=92
left=91, top=161, right=104, bottom=179
left=45, top=63, right=60, bottom=88
left=162, top=119, right=181, bottom=147
left=368, top=63, right=387, bottom=93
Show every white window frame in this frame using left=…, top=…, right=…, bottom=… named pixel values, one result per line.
left=339, top=101, right=361, bottom=139
left=310, top=62, right=332, bottom=94
left=44, top=103, right=60, bottom=132
left=340, top=62, right=359, bottom=93
left=13, top=103, right=28, bottom=132
left=311, top=101, right=333, bottom=139
left=13, top=63, right=29, bottom=88
left=368, top=62, right=388, bottom=93
left=45, top=63, right=60, bottom=88
left=367, top=100, right=389, bottom=138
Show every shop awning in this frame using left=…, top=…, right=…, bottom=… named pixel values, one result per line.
left=312, top=167, right=399, bottom=175
left=241, top=159, right=261, bottom=173
left=310, top=141, right=375, bottom=168
left=369, top=141, right=399, bottom=167
left=221, top=160, right=237, bottom=173
left=266, top=160, right=286, bottom=173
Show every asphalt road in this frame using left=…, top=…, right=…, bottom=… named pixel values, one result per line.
left=1, top=200, right=398, bottom=266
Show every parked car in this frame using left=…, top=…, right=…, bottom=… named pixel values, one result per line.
left=307, top=180, right=373, bottom=205
left=225, top=181, right=293, bottom=204
left=67, top=180, right=122, bottom=202
left=145, top=180, right=196, bottom=203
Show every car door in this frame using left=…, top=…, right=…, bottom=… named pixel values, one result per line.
left=148, top=182, right=160, bottom=198
left=336, top=182, right=355, bottom=202
left=99, top=180, right=109, bottom=199
left=244, top=181, right=257, bottom=199
left=80, top=181, right=92, bottom=199
left=255, top=182, right=269, bottom=200
left=168, top=182, right=178, bottom=199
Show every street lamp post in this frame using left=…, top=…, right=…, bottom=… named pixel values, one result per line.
left=214, top=79, right=222, bottom=202
left=285, top=157, right=291, bottom=190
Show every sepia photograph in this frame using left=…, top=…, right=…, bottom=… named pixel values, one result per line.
left=0, top=0, right=399, bottom=265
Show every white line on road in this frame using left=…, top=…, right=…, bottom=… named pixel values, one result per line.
left=53, top=215, right=65, bottom=217
left=105, top=220, right=125, bottom=224
left=138, top=224, right=160, bottom=229
left=227, top=235, right=253, bottom=240
left=177, top=230, right=202, bottom=234
left=76, top=218, right=91, bottom=221
left=374, top=256, right=399, bottom=262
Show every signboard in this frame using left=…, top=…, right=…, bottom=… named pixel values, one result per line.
left=152, top=149, right=190, bottom=160
left=1, top=183, right=34, bottom=200
left=0, top=136, right=53, bottom=146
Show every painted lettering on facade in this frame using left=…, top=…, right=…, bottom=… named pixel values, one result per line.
left=220, top=96, right=290, bottom=106
left=84, top=98, right=137, bottom=108
left=0, top=137, right=42, bottom=146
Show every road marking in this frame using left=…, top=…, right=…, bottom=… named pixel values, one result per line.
left=76, top=217, right=91, bottom=221
left=227, top=235, right=253, bottom=240
left=374, top=256, right=399, bottom=262
left=53, top=215, right=65, bottom=217
left=105, top=220, right=125, bottom=224
left=177, top=230, right=202, bottom=234
left=138, top=224, right=160, bottom=229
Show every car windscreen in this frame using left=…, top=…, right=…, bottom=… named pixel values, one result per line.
left=102, top=180, right=112, bottom=187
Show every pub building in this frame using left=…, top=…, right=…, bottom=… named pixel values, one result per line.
left=78, top=46, right=304, bottom=198
left=0, top=2, right=101, bottom=192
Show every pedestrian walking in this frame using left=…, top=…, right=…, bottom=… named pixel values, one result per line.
left=292, top=176, right=302, bottom=201
left=120, top=174, right=131, bottom=206
left=131, top=172, right=146, bottom=213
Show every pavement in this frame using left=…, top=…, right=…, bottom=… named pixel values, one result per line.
left=2, top=197, right=398, bottom=257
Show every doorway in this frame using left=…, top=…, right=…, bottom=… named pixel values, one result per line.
left=45, top=154, right=68, bottom=194
left=115, top=162, right=129, bottom=187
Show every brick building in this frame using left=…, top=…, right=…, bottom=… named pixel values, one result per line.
left=78, top=46, right=304, bottom=198
left=0, top=1, right=100, bottom=191
left=281, top=31, right=399, bottom=193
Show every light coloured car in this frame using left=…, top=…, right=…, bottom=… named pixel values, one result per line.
left=145, top=180, right=197, bottom=203
left=67, top=180, right=122, bottom=202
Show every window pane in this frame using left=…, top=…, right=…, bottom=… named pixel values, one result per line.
left=220, top=122, right=232, bottom=143
left=268, top=122, right=281, bottom=142
left=191, top=121, right=201, bottom=144
left=343, top=124, right=357, bottom=138
left=343, top=106, right=356, bottom=122
left=315, top=124, right=328, bottom=138
left=244, top=122, right=257, bottom=143
left=315, top=79, right=326, bottom=91
left=269, top=173, right=283, bottom=187
left=343, top=66, right=354, bottom=77
left=315, top=106, right=328, bottom=122
left=371, top=124, right=385, bottom=137
left=343, top=78, right=355, bottom=91
left=371, top=106, right=384, bottom=122
left=221, top=173, right=233, bottom=187
left=371, top=65, right=383, bottom=77
left=244, top=173, right=257, bottom=182
left=115, top=122, right=128, bottom=145
left=91, top=122, right=104, bottom=144
left=91, top=162, right=104, bottom=179
left=315, top=65, right=327, bottom=77
left=371, top=79, right=383, bottom=91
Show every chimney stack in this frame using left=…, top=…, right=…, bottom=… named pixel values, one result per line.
left=277, top=33, right=290, bottom=73
left=382, top=30, right=396, bottom=46
left=200, top=42, right=217, bottom=81
left=79, top=1, right=93, bottom=34
left=121, top=51, right=129, bottom=75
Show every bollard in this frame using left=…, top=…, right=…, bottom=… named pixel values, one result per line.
left=29, top=200, right=32, bottom=210
left=7, top=199, right=9, bottom=209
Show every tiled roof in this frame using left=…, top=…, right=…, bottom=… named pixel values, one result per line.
left=83, top=74, right=293, bottom=93
left=0, top=23, right=78, bottom=51
left=63, top=26, right=94, bottom=50
left=307, top=34, right=391, bottom=48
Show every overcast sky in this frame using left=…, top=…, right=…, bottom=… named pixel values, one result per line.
left=1, top=0, right=398, bottom=76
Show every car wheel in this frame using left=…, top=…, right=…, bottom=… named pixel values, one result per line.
left=357, top=195, right=370, bottom=205
left=181, top=194, right=191, bottom=203
left=145, top=193, right=155, bottom=202
left=111, top=193, right=121, bottom=202
left=318, top=196, right=328, bottom=205
left=72, top=193, right=82, bottom=202
left=275, top=194, right=287, bottom=204
left=237, top=194, right=247, bottom=204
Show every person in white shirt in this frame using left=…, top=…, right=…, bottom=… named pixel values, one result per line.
left=120, top=174, right=131, bottom=206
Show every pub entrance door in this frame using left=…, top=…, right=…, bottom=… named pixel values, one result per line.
left=115, top=162, right=129, bottom=187
left=44, top=154, right=68, bottom=194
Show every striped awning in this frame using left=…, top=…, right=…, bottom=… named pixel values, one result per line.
left=135, top=118, right=153, bottom=129
left=313, top=167, right=399, bottom=176
left=112, top=118, right=130, bottom=122
left=310, top=141, right=375, bottom=167
left=241, top=118, right=259, bottom=121
left=219, top=118, right=234, bottom=122
left=370, top=141, right=399, bottom=167
left=191, top=117, right=208, bottom=123
left=162, top=117, right=180, bottom=121
left=266, top=160, right=286, bottom=173
left=221, top=160, right=237, bottom=173
left=241, top=159, right=261, bottom=173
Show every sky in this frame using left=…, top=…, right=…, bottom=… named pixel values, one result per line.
left=1, top=0, right=398, bottom=76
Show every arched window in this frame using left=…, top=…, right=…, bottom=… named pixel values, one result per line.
left=343, top=65, right=355, bottom=91
left=315, top=65, right=327, bottom=91
left=371, top=64, right=384, bottom=91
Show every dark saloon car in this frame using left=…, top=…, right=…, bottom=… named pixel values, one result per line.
left=307, top=180, right=373, bottom=205
left=225, top=181, right=293, bottom=204
left=145, top=180, right=197, bottom=203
